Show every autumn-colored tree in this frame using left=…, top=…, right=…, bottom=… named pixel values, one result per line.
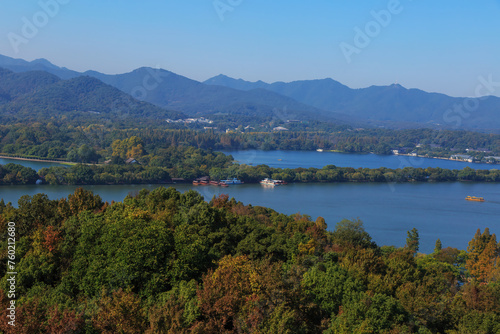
left=43, top=225, right=62, bottom=253
left=195, top=255, right=260, bottom=333
left=298, top=239, right=317, bottom=255
left=92, top=289, right=148, bottom=334
left=434, top=247, right=462, bottom=265
left=193, top=255, right=304, bottom=333
left=46, top=306, right=85, bottom=334
left=210, top=193, right=231, bottom=209
left=146, top=299, right=187, bottom=334
left=460, top=282, right=500, bottom=312
left=67, top=187, right=103, bottom=216
left=466, top=228, right=500, bottom=282
left=304, top=216, right=329, bottom=249
left=111, top=136, right=146, bottom=159
left=12, top=298, right=47, bottom=334
left=473, top=236, right=500, bottom=282
left=0, top=290, right=17, bottom=334
left=340, top=247, right=385, bottom=287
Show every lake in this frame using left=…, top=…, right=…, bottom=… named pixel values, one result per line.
left=0, top=157, right=66, bottom=170
left=1, top=182, right=498, bottom=254
left=2, top=150, right=498, bottom=172
left=221, top=150, right=499, bottom=170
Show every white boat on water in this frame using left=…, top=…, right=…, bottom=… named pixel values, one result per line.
left=220, top=178, right=243, bottom=185
left=259, top=178, right=287, bottom=186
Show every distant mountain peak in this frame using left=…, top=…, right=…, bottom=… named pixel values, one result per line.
left=211, top=74, right=230, bottom=79
left=31, top=58, right=57, bottom=68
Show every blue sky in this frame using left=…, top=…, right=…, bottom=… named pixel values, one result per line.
left=1, top=0, right=499, bottom=97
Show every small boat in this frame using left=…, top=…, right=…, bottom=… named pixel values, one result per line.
left=260, top=178, right=277, bottom=186
left=220, top=178, right=243, bottom=185
left=220, top=182, right=229, bottom=187
left=192, top=180, right=200, bottom=186
left=209, top=181, right=220, bottom=186
left=260, top=178, right=287, bottom=186
left=466, top=196, right=485, bottom=202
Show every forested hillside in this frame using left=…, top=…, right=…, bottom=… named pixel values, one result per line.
left=0, top=188, right=499, bottom=333
left=0, top=68, right=184, bottom=124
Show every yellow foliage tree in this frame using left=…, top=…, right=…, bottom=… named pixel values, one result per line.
left=112, top=136, right=146, bottom=159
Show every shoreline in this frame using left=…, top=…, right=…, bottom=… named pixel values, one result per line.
left=0, top=155, right=75, bottom=165
left=392, top=153, right=500, bottom=165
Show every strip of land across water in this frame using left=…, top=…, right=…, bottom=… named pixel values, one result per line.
left=0, top=155, right=75, bottom=165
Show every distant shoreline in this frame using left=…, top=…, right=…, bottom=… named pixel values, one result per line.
left=318, top=150, right=498, bottom=166
left=0, top=155, right=75, bottom=165
left=392, top=153, right=499, bottom=166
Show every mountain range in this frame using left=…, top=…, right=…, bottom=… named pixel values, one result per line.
left=0, top=67, right=183, bottom=123
left=204, top=75, right=500, bottom=131
left=0, top=54, right=499, bottom=131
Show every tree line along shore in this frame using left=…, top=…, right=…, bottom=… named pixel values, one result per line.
left=1, top=159, right=500, bottom=186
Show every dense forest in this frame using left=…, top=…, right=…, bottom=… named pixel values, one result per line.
left=0, top=188, right=499, bottom=333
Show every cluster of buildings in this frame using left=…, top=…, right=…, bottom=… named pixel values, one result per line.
left=165, top=117, right=213, bottom=124
left=224, top=125, right=290, bottom=133
left=450, top=154, right=474, bottom=163
left=391, top=148, right=500, bottom=164
left=391, top=148, right=418, bottom=156
left=484, top=156, right=500, bottom=163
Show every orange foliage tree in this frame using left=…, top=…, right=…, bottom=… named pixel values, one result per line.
left=466, top=228, right=500, bottom=282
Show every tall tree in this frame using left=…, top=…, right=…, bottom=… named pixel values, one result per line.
left=406, top=228, right=419, bottom=253
left=466, top=229, right=500, bottom=282
left=434, top=239, right=442, bottom=253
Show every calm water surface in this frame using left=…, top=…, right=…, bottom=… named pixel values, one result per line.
left=1, top=182, right=498, bottom=254
left=0, top=157, right=65, bottom=170
left=2, top=151, right=498, bottom=171
left=221, top=150, right=499, bottom=170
